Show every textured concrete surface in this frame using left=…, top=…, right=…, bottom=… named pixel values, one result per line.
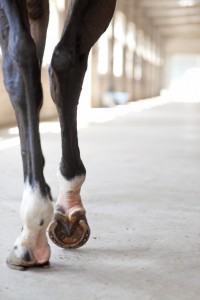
left=0, top=98, right=200, bottom=300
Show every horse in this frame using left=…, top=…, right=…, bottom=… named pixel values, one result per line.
left=0, top=0, right=116, bottom=270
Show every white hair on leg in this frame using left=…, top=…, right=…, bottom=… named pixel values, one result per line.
left=57, top=168, right=85, bottom=193
left=56, top=169, right=86, bottom=214
left=13, top=181, right=53, bottom=264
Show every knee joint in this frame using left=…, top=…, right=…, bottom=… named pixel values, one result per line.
left=10, top=31, right=37, bottom=67
left=2, top=62, right=25, bottom=107
left=51, top=44, right=74, bottom=74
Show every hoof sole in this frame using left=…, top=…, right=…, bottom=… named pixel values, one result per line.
left=48, top=210, right=90, bottom=249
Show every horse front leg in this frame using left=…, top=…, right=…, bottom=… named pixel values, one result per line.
left=0, top=0, right=53, bottom=270
left=48, top=0, right=116, bottom=249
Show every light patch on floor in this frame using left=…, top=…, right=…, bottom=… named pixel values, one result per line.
left=1, top=97, right=172, bottom=151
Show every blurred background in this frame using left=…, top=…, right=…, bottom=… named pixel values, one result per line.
left=0, top=0, right=200, bottom=127
left=0, top=2, right=200, bottom=297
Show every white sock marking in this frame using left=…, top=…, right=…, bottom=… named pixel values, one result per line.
left=57, top=169, right=85, bottom=193
left=14, top=182, right=53, bottom=262
left=56, top=169, right=86, bottom=212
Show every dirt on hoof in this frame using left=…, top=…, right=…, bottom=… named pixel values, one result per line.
left=48, top=208, right=90, bottom=249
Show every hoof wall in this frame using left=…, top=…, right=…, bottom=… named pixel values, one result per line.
left=6, top=259, right=50, bottom=271
left=6, top=248, right=50, bottom=271
left=6, top=259, right=27, bottom=271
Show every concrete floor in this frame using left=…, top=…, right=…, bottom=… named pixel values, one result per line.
left=0, top=98, right=200, bottom=300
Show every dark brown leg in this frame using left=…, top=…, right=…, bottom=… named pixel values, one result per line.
left=48, top=0, right=116, bottom=248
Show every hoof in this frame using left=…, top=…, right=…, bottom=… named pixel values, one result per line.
left=6, top=248, right=50, bottom=271
left=48, top=208, right=90, bottom=249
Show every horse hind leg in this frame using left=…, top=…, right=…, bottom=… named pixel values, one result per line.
left=48, top=0, right=116, bottom=249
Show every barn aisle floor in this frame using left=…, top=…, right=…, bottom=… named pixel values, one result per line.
left=0, top=98, right=200, bottom=300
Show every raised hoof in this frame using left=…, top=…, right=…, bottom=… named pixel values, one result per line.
left=6, top=249, right=50, bottom=271
left=48, top=209, right=90, bottom=249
